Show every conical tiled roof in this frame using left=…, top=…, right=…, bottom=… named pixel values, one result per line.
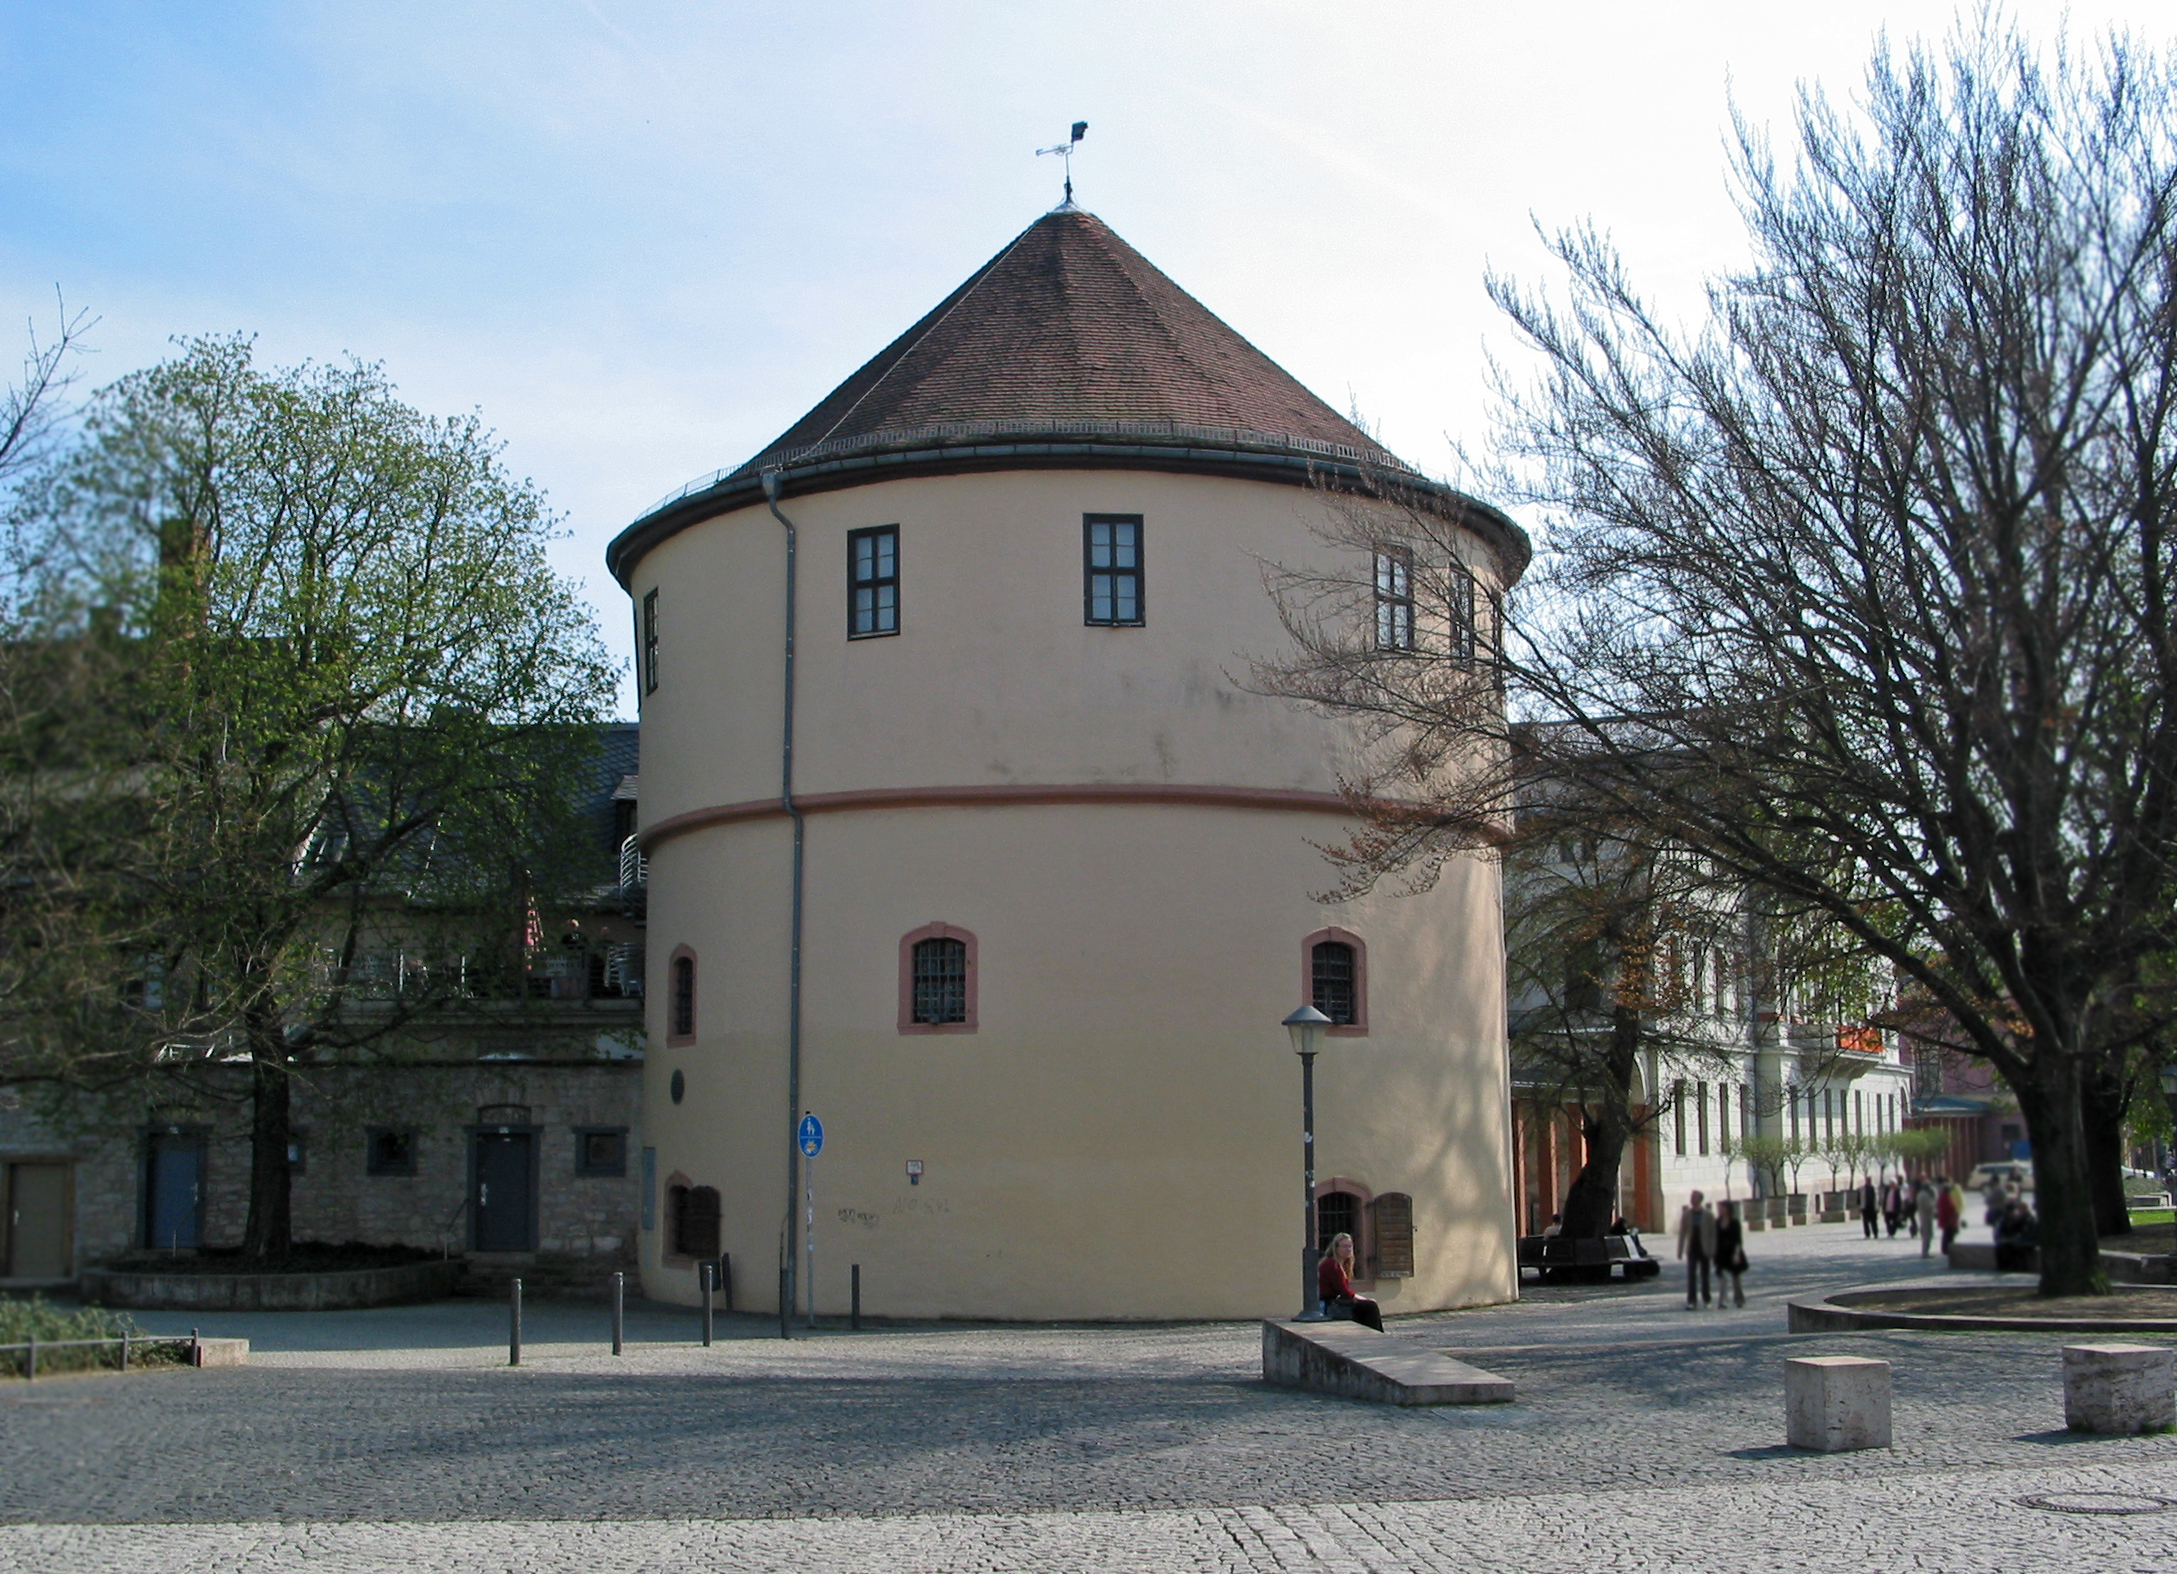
left=609, top=208, right=1529, bottom=587
left=737, top=208, right=1399, bottom=473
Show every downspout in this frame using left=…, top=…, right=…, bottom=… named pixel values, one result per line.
left=762, top=470, right=806, bottom=1332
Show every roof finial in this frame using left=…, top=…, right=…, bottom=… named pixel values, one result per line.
left=1037, top=121, right=1088, bottom=210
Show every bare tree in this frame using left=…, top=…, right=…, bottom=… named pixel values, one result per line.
left=1258, top=18, right=2177, bottom=1297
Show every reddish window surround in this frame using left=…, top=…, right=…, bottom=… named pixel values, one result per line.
left=1302, top=927, right=1369, bottom=1035
left=897, top=922, right=978, bottom=1035
left=666, top=945, right=697, bottom=1046
left=1316, top=1175, right=1376, bottom=1286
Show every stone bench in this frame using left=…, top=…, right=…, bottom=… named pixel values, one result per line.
left=1261, top=1320, right=1514, bottom=1406
left=2063, top=1344, right=2176, bottom=1435
left=1785, top=1356, right=1891, bottom=1451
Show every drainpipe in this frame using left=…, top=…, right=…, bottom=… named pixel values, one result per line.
left=763, top=470, right=806, bottom=1332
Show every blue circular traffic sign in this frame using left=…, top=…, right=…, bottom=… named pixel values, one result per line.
left=798, top=1112, right=824, bottom=1158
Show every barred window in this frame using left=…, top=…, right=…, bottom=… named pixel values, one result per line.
left=1312, top=941, right=1357, bottom=1025
left=642, top=588, right=660, bottom=695
left=912, top=938, right=968, bottom=1025
left=849, top=525, right=900, bottom=638
left=1084, top=515, right=1144, bottom=625
left=670, top=953, right=695, bottom=1039
left=1373, top=547, right=1414, bottom=651
left=670, top=1183, right=720, bottom=1258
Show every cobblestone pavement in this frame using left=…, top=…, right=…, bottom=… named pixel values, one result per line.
left=3, top=1223, right=2173, bottom=1569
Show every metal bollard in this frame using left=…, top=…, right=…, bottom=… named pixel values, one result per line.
left=611, top=1271, right=625, bottom=1356
left=509, top=1278, right=523, bottom=1367
left=191, top=1327, right=200, bottom=1370
left=851, top=1263, right=861, bottom=1331
left=120, top=1333, right=130, bottom=1372
left=701, top=1261, right=714, bottom=1347
left=778, top=1267, right=791, bottom=1341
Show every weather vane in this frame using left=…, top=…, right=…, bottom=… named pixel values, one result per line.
left=1038, top=121, right=1088, bottom=208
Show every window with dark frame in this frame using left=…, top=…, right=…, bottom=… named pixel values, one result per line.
left=1696, top=1080, right=1710, bottom=1155
left=1371, top=1193, right=1415, bottom=1278
left=1311, top=940, right=1357, bottom=1025
left=1674, top=1080, right=1688, bottom=1156
left=575, top=1127, right=627, bottom=1177
left=911, top=937, right=968, bottom=1025
left=848, top=525, right=900, bottom=638
left=671, top=954, right=695, bottom=1038
left=642, top=588, right=660, bottom=695
left=1448, top=566, right=1477, bottom=664
left=366, top=1128, right=417, bottom=1176
left=1083, top=515, right=1143, bottom=625
left=1373, top=546, right=1414, bottom=651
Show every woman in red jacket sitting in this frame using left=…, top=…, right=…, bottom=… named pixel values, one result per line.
left=1316, top=1232, right=1384, bottom=1329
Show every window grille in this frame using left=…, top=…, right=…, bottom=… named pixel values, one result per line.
left=1373, top=546, right=1414, bottom=651
left=848, top=525, right=900, bottom=637
left=641, top=589, right=660, bottom=695
left=911, top=937, right=968, bottom=1025
left=1311, top=941, right=1357, bottom=1025
left=575, top=1128, right=627, bottom=1177
left=1083, top=516, right=1144, bottom=625
left=1315, top=1190, right=1359, bottom=1255
left=670, top=1183, right=720, bottom=1258
left=671, top=954, right=695, bottom=1038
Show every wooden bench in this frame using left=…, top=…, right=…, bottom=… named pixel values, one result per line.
left=1516, top=1233, right=1662, bottom=1283
left=1261, top=1319, right=1514, bottom=1406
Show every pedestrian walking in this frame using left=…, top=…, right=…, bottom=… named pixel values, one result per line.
left=1677, top=1191, right=1717, bottom=1308
left=1881, top=1177, right=1903, bottom=1237
left=1915, top=1177, right=1940, bottom=1257
left=1859, top=1176, right=1879, bottom=1239
left=1935, top=1176, right=1961, bottom=1255
left=1714, top=1200, right=1749, bottom=1308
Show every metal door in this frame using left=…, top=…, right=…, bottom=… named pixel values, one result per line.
left=473, top=1131, right=534, bottom=1251
left=145, top=1133, right=201, bottom=1250
left=5, top=1163, right=71, bottom=1278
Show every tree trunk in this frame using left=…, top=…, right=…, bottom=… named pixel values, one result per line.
left=1556, top=1006, right=1642, bottom=1239
left=2011, top=1055, right=2108, bottom=1297
left=2082, top=1055, right=2132, bottom=1238
left=240, top=1029, right=293, bottom=1260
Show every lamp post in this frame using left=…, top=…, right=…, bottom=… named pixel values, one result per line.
left=1284, top=1004, right=1333, bottom=1320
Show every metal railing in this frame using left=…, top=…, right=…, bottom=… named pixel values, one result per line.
left=4, top=1329, right=201, bottom=1380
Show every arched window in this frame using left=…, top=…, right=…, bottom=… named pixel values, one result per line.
left=1304, top=928, right=1368, bottom=1034
left=1316, top=1190, right=1359, bottom=1253
left=669, top=1183, right=719, bottom=1259
left=898, top=923, right=977, bottom=1034
left=668, top=948, right=696, bottom=1043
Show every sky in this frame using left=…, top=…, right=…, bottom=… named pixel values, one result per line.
left=0, top=1, right=2166, bottom=714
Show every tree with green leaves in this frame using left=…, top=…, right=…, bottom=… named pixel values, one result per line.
left=0, top=335, right=617, bottom=1257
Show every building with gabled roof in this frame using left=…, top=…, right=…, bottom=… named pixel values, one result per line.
left=610, top=205, right=1525, bottom=1320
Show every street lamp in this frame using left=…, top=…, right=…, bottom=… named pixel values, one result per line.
left=1284, top=1004, right=1334, bottom=1320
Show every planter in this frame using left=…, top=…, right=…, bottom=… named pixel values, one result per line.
left=1767, top=1197, right=1790, bottom=1227
left=1787, top=1194, right=1808, bottom=1221
left=81, top=1257, right=463, bottom=1311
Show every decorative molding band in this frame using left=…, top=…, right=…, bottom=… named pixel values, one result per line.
left=639, top=781, right=1372, bottom=853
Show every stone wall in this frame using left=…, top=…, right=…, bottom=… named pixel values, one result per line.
left=0, top=1056, right=641, bottom=1292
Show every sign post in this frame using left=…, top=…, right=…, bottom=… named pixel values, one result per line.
left=798, top=1112, right=824, bottom=1325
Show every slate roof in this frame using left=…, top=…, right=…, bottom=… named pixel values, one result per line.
left=735, top=208, right=1402, bottom=476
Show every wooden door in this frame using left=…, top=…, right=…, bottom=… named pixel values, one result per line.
left=5, top=1163, right=72, bottom=1278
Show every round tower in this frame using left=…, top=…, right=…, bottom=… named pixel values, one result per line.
left=608, top=208, right=1527, bottom=1319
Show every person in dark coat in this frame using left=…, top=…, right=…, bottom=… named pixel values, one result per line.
left=1677, top=1191, right=1717, bottom=1308
left=1714, top=1200, right=1749, bottom=1308
left=1859, top=1176, right=1880, bottom=1238
left=1316, top=1232, right=1383, bottom=1330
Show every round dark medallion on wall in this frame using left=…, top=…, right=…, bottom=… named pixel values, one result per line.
left=670, top=1069, right=686, bottom=1104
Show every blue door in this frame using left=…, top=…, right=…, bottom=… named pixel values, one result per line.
left=145, top=1132, right=201, bottom=1250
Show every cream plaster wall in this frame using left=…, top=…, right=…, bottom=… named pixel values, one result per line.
left=627, top=466, right=1516, bottom=1318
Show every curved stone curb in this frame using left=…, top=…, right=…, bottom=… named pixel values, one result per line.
left=1788, top=1284, right=2177, bottom=1335
left=81, top=1258, right=463, bottom=1311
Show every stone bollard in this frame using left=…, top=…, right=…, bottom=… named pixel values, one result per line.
left=2063, top=1344, right=2176, bottom=1435
left=1785, top=1356, right=1892, bottom=1451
